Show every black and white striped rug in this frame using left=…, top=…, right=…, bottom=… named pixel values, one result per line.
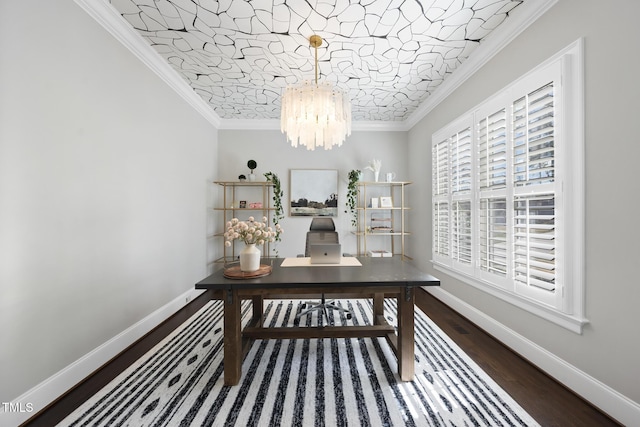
left=60, top=299, right=539, bottom=426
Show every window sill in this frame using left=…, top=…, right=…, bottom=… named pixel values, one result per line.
left=433, top=262, right=589, bottom=334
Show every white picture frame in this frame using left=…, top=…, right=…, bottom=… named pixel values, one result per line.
left=379, top=196, right=393, bottom=208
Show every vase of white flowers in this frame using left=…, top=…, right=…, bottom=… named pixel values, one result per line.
left=365, top=159, right=382, bottom=182
left=224, top=216, right=282, bottom=272
left=239, top=243, right=260, bottom=272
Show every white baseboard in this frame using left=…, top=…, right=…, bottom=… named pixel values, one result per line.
left=2, top=288, right=205, bottom=426
left=425, top=287, right=640, bottom=427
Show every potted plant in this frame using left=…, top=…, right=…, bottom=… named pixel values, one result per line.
left=264, top=171, right=284, bottom=244
left=345, top=169, right=361, bottom=227
left=247, top=159, right=257, bottom=181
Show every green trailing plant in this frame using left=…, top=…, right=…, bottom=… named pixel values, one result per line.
left=264, top=171, right=284, bottom=245
left=345, top=169, right=361, bottom=227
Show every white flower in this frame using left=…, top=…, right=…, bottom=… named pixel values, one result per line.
left=224, top=217, right=283, bottom=246
left=365, top=158, right=381, bottom=173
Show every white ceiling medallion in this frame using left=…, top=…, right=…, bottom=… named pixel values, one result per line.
left=280, top=35, right=352, bottom=151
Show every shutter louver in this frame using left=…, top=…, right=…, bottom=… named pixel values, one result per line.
left=513, top=82, right=555, bottom=187
left=433, top=202, right=449, bottom=256
left=452, top=201, right=472, bottom=264
left=513, top=195, right=556, bottom=292
left=480, top=198, right=507, bottom=276
left=478, top=109, right=507, bottom=190
left=433, top=139, right=449, bottom=196
left=452, top=128, right=472, bottom=193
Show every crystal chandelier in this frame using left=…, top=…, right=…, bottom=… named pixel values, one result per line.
left=280, top=35, right=352, bottom=151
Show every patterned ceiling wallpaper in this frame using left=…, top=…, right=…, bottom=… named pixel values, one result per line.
left=109, top=0, right=523, bottom=121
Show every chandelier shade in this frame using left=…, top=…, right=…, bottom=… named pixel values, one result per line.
left=280, top=36, right=352, bottom=151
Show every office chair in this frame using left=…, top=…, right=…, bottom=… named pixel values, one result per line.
left=297, top=217, right=352, bottom=324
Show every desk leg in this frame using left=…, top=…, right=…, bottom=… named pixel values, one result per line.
left=252, top=296, right=263, bottom=327
left=373, top=293, right=384, bottom=325
left=224, top=289, right=242, bottom=386
left=397, top=288, right=415, bottom=381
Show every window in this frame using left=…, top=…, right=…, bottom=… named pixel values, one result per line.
left=431, top=40, right=586, bottom=333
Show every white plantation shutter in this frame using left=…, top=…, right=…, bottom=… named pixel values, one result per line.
left=451, top=127, right=472, bottom=193
left=511, top=79, right=557, bottom=303
left=432, top=120, right=471, bottom=263
left=477, top=105, right=509, bottom=281
left=432, top=138, right=450, bottom=257
left=478, top=108, right=507, bottom=191
left=451, top=127, right=473, bottom=267
left=513, top=82, right=555, bottom=187
left=432, top=42, right=585, bottom=330
left=433, top=139, right=449, bottom=197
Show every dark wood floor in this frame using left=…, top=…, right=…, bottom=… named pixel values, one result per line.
left=23, top=289, right=620, bottom=427
left=414, top=291, right=620, bottom=427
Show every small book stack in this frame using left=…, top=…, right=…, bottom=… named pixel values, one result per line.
left=367, top=250, right=392, bottom=257
left=370, top=226, right=393, bottom=233
left=370, top=214, right=392, bottom=233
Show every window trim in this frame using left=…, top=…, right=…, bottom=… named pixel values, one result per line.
left=431, top=39, right=587, bottom=333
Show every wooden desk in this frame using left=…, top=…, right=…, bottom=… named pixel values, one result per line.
left=195, top=257, right=440, bottom=385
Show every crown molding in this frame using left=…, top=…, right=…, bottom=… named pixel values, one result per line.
left=351, top=120, right=409, bottom=132
left=404, top=0, right=559, bottom=130
left=73, top=0, right=221, bottom=128
left=217, top=118, right=409, bottom=132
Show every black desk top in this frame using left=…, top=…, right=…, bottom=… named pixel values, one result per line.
left=195, top=257, right=440, bottom=290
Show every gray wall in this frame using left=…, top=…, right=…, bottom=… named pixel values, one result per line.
left=217, top=129, right=408, bottom=259
left=407, top=0, right=640, bottom=404
left=0, top=0, right=217, bottom=403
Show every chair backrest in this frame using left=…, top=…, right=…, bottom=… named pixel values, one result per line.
left=305, top=218, right=339, bottom=257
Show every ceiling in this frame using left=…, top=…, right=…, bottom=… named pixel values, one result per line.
left=103, top=0, right=528, bottom=125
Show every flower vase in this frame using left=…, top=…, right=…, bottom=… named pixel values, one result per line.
left=374, top=171, right=380, bottom=182
left=248, top=172, right=256, bottom=181
left=239, top=243, right=260, bottom=272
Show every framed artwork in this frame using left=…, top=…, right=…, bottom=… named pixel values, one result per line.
left=239, top=200, right=247, bottom=208
left=290, top=169, right=338, bottom=217
left=379, top=196, right=393, bottom=208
